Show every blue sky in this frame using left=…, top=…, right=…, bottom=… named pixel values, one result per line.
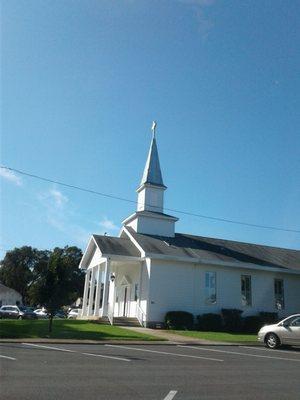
left=1, top=0, right=300, bottom=258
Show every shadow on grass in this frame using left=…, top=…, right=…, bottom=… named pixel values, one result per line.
left=0, top=319, right=157, bottom=341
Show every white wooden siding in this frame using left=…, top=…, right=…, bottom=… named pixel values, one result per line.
left=147, top=259, right=300, bottom=322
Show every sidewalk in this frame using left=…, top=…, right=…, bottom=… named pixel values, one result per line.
left=122, top=326, right=236, bottom=345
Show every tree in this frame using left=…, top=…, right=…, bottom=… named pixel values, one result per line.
left=0, top=245, right=84, bottom=331
left=0, top=246, right=48, bottom=303
left=28, top=246, right=84, bottom=332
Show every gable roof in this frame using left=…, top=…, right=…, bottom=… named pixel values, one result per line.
left=85, top=228, right=299, bottom=272
left=125, top=227, right=300, bottom=271
left=92, top=235, right=140, bottom=258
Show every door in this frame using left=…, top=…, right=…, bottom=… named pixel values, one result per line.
left=118, top=285, right=130, bottom=317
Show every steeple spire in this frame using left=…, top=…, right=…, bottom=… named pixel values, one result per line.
left=139, top=121, right=166, bottom=189
left=136, top=121, right=166, bottom=213
left=151, top=120, right=157, bottom=138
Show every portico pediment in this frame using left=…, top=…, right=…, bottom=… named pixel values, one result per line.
left=120, top=275, right=132, bottom=286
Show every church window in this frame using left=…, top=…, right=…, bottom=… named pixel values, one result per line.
left=274, top=279, right=284, bottom=310
left=205, top=272, right=217, bottom=304
left=241, top=275, right=252, bottom=306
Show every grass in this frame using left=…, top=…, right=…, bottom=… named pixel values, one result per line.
left=169, top=330, right=257, bottom=343
left=0, top=319, right=160, bottom=341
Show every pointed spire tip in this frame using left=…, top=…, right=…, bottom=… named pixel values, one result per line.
left=151, top=121, right=157, bottom=138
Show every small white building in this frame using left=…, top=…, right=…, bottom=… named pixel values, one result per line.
left=0, top=283, right=22, bottom=307
left=79, top=127, right=300, bottom=327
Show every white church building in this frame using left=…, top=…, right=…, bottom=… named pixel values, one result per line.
left=79, top=125, right=300, bottom=327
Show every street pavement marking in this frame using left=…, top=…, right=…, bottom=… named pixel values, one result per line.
left=0, top=355, right=16, bottom=360
left=82, top=352, right=131, bottom=362
left=22, top=343, right=130, bottom=362
left=240, top=346, right=300, bottom=355
left=163, top=390, right=177, bottom=400
left=22, top=343, right=76, bottom=353
left=105, top=344, right=223, bottom=362
left=177, top=345, right=300, bottom=362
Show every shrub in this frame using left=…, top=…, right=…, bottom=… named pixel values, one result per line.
left=197, top=313, right=223, bottom=331
left=259, top=312, right=278, bottom=325
left=221, top=308, right=243, bottom=332
left=165, top=311, right=194, bottom=330
left=243, top=316, right=263, bottom=333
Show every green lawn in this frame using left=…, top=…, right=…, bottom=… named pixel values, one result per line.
left=0, top=319, right=160, bottom=341
left=170, top=330, right=257, bottom=343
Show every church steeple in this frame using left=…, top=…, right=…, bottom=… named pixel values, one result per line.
left=139, top=134, right=166, bottom=189
left=137, top=122, right=166, bottom=213
left=122, top=122, right=178, bottom=237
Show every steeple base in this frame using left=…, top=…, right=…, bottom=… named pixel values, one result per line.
left=122, top=211, right=178, bottom=237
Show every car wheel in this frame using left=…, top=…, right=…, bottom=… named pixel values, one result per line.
left=18, top=315, right=23, bottom=320
left=265, top=333, right=280, bottom=349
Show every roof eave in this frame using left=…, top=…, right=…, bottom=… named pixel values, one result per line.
left=101, top=254, right=142, bottom=262
left=79, top=236, right=98, bottom=269
left=122, top=211, right=178, bottom=226
left=145, top=252, right=300, bottom=274
left=136, top=182, right=167, bottom=193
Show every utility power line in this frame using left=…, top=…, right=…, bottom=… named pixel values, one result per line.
left=1, top=165, right=300, bottom=234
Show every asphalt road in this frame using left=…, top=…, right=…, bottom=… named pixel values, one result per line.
left=1, top=343, right=300, bottom=400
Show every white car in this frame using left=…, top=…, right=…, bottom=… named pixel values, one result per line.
left=34, top=308, right=48, bottom=319
left=67, top=309, right=81, bottom=319
left=258, top=314, right=300, bottom=349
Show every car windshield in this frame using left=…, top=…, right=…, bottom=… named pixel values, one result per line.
left=18, top=306, right=27, bottom=311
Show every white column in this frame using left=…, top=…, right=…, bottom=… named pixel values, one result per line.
left=93, top=264, right=102, bottom=317
left=81, top=269, right=91, bottom=317
left=138, top=262, right=143, bottom=307
left=101, top=258, right=110, bottom=316
left=108, top=276, right=115, bottom=319
left=87, top=266, right=96, bottom=316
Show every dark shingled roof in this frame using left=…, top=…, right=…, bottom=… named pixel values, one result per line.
left=92, top=235, right=140, bottom=257
left=125, top=227, right=300, bottom=271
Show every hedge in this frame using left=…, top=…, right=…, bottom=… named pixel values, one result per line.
left=165, top=310, right=280, bottom=333
left=197, top=313, right=223, bottom=331
left=221, top=308, right=243, bottom=332
left=242, top=316, right=263, bottom=333
left=259, top=312, right=278, bottom=325
left=165, top=311, right=194, bottom=330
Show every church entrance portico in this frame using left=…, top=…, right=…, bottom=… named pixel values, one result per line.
left=80, top=256, right=144, bottom=325
left=81, top=258, right=110, bottom=319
